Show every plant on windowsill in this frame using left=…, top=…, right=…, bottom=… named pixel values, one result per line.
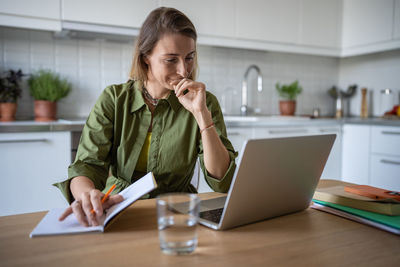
left=275, top=80, right=303, bottom=116
left=28, top=70, right=71, bottom=121
left=0, top=69, right=24, bottom=122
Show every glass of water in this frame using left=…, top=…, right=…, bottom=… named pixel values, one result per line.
left=156, top=193, right=200, bottom=255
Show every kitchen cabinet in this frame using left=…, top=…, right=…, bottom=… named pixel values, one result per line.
left=1, top=0, right=398, bottom=57
left=236, top=0, right=300, bottom=44
left=62, top=0, right=158, bottom=29
left=160, top=0, right=235, bottom=39
left=342, top=0, right=393, bottom=47
left=0, top=0, right=61, bottom=31
left=395, top=0, right=400, bottom=40
left=342, top=124, right=400, bottom=191
left=370, top=126, right=400, bottom=191
left=341, top=0, right=399, bottom=56
left=300, top=0, right=341, bottom=48
left=0, top=131, right=71, bottom=216
left=341, top=124, right=370, bottom=185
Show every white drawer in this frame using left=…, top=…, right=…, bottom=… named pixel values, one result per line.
left=370, top=154, right=400, bottom=191
left=371, top=126, right=400, bottom=156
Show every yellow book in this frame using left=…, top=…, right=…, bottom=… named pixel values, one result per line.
left=313, top=182, right=400, bottom=216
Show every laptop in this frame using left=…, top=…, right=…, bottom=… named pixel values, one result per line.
left=198, top=134, right=336, bottom=230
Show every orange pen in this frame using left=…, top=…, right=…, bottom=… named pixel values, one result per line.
left=91, top=184, right=116, bottom=214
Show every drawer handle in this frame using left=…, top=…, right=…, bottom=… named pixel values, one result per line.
left=269, top=129, right=308, bottom=134
left=381, top=131, right=400, bottom=135
left=228, top=132, right=241, bottom=136
left=0, top=139, right=48, bottom=143
left=380, top=159, right=400, bottom=165
left=320, top=129, right=339, bottom=133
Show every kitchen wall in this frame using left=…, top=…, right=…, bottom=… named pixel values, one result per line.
left=4, top=26, right=393, bottom=119
left=338, top=49, right=400, bottom=117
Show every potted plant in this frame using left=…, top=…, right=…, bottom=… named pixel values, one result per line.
left=28, top=70, right=71, bottom=121
left=275, top=80, right=303, bottom=116
left=0, top=69, right=24, bottom=122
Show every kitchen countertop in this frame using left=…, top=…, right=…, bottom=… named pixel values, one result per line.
left=0, top=116, right=399, bottom=133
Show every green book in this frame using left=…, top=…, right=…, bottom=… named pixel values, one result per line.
left=312, top=199, right=400, bottom=230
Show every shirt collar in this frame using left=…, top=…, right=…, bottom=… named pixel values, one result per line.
left=130, top=80, right=146, bottom=113
left=130, top=80, right=181, bottom=113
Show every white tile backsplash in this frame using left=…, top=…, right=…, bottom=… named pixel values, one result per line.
left=338, top=49, right=400, bottom=117
left=1, top=27, right=398, bottom=120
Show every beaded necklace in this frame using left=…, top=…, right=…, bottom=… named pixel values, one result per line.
left=142, top=87, right=159, bottom=106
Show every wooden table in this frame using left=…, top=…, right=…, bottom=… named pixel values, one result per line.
left=1, top=183, right=399, bottom=267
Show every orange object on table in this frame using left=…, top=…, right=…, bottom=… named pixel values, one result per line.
left=344, top=185, right=400, bottom=201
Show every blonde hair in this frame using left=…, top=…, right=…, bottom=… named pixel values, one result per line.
left=129, top=7, right=198, bottom=87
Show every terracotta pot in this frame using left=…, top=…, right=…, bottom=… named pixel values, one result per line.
left=0, top=102, right=17, bottom=122
left=279, top=100, right=296, bottom=116
left=34, top=100, right=57, bottom=121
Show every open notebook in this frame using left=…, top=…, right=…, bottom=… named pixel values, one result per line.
left=30, top=172, right=157, bottom=237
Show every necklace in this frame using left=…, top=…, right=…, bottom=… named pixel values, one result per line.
left=142, top=87, right=159, bottom=106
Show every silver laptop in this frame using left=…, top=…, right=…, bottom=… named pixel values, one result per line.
left=198, top=134, right=336, bottom=230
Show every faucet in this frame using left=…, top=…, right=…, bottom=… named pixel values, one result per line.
left=241, top=65, right=263, bottom=116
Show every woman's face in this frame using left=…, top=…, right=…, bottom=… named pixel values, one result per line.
left=144, top=33, right=196, bottom=91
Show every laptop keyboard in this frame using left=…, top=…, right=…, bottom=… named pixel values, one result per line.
left=199, top=208, right=224, bottom=224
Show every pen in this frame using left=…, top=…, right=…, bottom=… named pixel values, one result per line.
left=91, top=184, right=116, bottom=214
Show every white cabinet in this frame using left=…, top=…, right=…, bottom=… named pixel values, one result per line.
left=300, top=0, right=341, bottom=48
left=370, top=126, right=400, bottom=191
left=0, top=0, right=61, bottom=31
left=0, top=132, right=71, bottom=216
left=236, top=0, right=300, bottom=44
left=341, top=0, right=399, bottom=56
left=370, top=155, right=400, bottom=191
left=62, top=0, right=158, bottom=29
left=228, top=124, right=342, bottom=178
left=342, top=0, right=393, bottom=48
left=394, top=0, right=400, bottom=40
left=317, top=125, right=342, bottom=180
left=342, top=124, right=400, bottom=191
left=160, top=0, right=235, bottom=38
left=341, top=124, right=370, bottom=184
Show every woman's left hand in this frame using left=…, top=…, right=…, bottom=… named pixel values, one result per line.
left=171, top=78, right=207, bottom=114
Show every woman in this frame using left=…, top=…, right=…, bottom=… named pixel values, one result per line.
left=56, top=7, right=237, bottom=227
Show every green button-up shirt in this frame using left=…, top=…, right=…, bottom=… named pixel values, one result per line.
left=54, top=80, right=237, bottom=203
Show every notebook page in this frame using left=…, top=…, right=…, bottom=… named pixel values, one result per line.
left=30, top=208, right=104, bottom=237
left=104, top=172, right=157, bottom=226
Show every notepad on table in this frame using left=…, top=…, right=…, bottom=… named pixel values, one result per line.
left=30, top=172, right=157, bottom=238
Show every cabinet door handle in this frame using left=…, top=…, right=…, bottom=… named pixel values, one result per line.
left=320, top=128, right=339, bottom=133
left=0, top=138, right=48, bottom=143
left=381, top=131, right=400, bottom=135
left=268, top=129, right=308, bottom=134
left=228, top=132, right=241, bottom=136
left=380, top=159, right=400, bottom=165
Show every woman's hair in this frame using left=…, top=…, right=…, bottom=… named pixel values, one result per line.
left=130, top=7, right=198, bottom=86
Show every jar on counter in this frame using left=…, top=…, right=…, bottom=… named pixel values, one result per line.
left=379, top=89, right=396, bottom=115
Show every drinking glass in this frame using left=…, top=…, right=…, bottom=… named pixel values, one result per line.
left=156, top=193, right=200, bottom=255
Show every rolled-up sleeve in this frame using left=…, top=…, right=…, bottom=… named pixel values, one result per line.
left=53, top=86, right=115, bottom=203
left=198, top=92, right=238, bottom=193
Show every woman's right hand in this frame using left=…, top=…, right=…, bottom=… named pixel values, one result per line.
left=58, top=188, right=124, bottom=227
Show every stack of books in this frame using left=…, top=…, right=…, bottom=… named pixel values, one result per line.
left=311, top=180, right=400, bottom=235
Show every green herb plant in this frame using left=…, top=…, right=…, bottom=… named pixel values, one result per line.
left=28, top=70, right=71, bottom=102
left=0, top=69, right=24, bottom=103
left=275, top=80, right=303, bottom=100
